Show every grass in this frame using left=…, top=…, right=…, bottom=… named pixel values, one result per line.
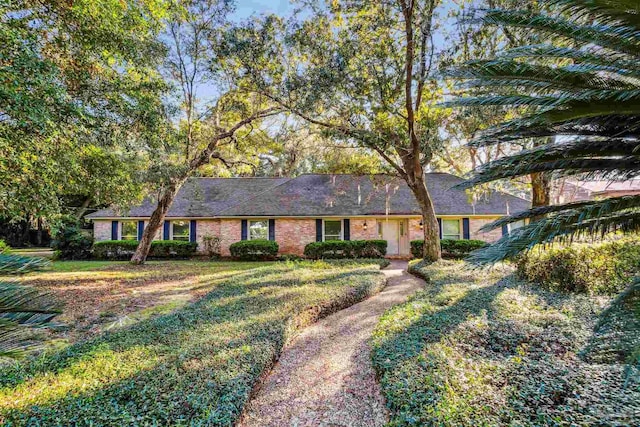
left=0, top=259, right=387, bottom=425
left=371, top=260, right=639, bottom=426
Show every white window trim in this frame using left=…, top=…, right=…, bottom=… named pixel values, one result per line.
left=170, top=220, right=191, bottom=241
left=248, top=219, right=269, bottom=240
left=323, top=219, right=343, bottom=241
left=441, top=218, right=463, bottom=240
left=120, top=220, right=138, bottom=241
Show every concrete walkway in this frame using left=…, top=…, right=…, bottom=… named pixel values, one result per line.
left=239, top=260, right=424, bottom=427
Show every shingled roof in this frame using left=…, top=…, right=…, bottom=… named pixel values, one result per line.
left=87, top=173, right=529, bottom=218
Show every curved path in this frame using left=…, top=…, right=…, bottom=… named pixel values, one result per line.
left=239, top=260, right=424, bottom=427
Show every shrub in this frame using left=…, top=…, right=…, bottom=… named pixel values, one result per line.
left=51, top=223, right=93, bottom=260
left=93, top=240, right=197, bottom=260
left=202, top=235, right=221, bottom=259
left=0, top=240, right=9, bottom=254
left=303, top=240, right=387, bottom=259
left=229, top=239, right=278, bottom=261
left=517, top=238, right=640, bottom=295
left=410, top=239, right=488, bottom=259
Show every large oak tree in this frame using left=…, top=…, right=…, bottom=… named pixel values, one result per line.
left=231, top=0, right=450, bottom=260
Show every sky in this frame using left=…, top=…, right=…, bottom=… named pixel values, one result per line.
left=234, top=0, right=295, bottom=19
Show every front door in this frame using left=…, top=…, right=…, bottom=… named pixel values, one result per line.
left=382, top=220, right=400, bottom=255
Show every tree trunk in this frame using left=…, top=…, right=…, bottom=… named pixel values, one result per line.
left=130, top=178, right=188, bottom=264
left=74, top=197, right=92, bottom=219
left=36, top=217, right=43, bottom=246
left=530, top=172, right=551, bottom=219
left=405, top=167, right=441, bottom=261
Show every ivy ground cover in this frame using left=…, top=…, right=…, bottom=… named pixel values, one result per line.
left=372, top=260, right=639, bottom=426
left=0, top=259, right=386, bottom=425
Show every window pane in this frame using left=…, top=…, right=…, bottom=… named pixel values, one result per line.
left=249, top=220, right=268, bottom=240
left=510, top=220, right=525, bottom=232
left=442, top=219, right=460, bottom=240
left=172, top=221, right=189, bottom=241
left=121, top=221, right=137, bottom=240
left=324, top=220, right=342, bottom=241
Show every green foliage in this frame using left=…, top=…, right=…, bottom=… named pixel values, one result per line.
left=229, top=239, right=279, bottom=261
left=304, top=240, right=387, bottom=259
left=202, top=235, right=222, bottom=259
left=517, top=238, right=640, bottom=295
left=1, top=0, right=168, bottom=221
left=584, top=278, right=640, bottom=365
left=0, top=240, right=9, bottom=254
left=411, top=239, right=488, bottom=258
left=0, top=254, right=59, bottom=359
left=50, top=223, right=93, bottom=260
left=373, top=260, right=639, bottom=426
left=0, top=261, right=386, bottom=425
left=448, top=1, right=640, bottom=264
left=93, top=240, right=197, bottom=260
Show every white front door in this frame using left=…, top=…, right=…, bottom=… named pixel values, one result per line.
left=381, top=220, right=399, bottom=255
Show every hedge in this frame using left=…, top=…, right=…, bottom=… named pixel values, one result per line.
left=304, top=240, right=387, bottom=259
left=229, top=239, right=278, bottom=260
left=93, top=240, right=197, bottom=260
left=517, top=238, right=640, bottom=295
left=410, top=239, right=488, bottom=258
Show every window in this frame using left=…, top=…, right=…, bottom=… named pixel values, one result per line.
left=172, top=220, right=190, bottom=241
left=442, top=219, right=461, bottom=240
left=121, top=221, right=137, bottom=241
left=249, top=220, right=269, bottom=240
left=324, top=220, right=342, bottom=241
left=377, top=221, right=383, bottom=239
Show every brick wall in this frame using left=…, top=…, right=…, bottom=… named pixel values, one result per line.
left=408, top=218, right=423, bottom=241
left=196, top=219, right=221, bottom=253
left=469, top=218, right=503, bottom=242
left=219, top=219, right=242, bottom=256
left=93, top=220, right=112, bottom=241
left=350, top=219, right=379, bottom=240
left=275, top=219, right=316, bottom=256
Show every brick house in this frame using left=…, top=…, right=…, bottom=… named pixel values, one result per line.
left=86, top=173, right=530, bottom=257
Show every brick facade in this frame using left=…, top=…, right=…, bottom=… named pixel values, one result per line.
left=469, top=217, right=503, bottom=242
left=92, top=216, right=505, bottom=256
left=350, top=219, right=379, bottom=240
left=93, top=220, right=112, bottom=241
left=275, top=219, right=316, bottom=256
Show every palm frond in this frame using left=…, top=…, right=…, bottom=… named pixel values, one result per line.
left=451, top=1, right=640, bottom=263
left=549, top=0, right=640, bottom=29
left=502, top=44, right=640, bottom=76
left=0, top=254, right=59, bottom=359
left=482, top=194, right=640, bottom=231
left=468, top=209, right=640, bottom=265
left=481, top=8, right=640, bottom=53
left=457, top=157, right=640, bottom=189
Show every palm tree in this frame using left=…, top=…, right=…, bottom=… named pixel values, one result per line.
left=0, top=254, right=59, bottom=359
left=448, top=0, right=640, bottom=264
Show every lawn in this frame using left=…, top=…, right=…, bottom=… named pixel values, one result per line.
left=11, top=260, right=277, bottom=348
left=0, top=259, right=387, bottom=425
left=371, top=260, right=639, bottom=426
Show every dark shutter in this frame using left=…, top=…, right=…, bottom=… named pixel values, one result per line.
left=462, top=218, right=470, bottom=240
left=137, top=220, right=144, bottom=241
left=163, top=221, right=171, bottom=240
left=241, top=220, right=248, bottom=240
left=190, top=220, right=197, bottom=243
left=502, top=224, right=509, bottom=236
left=111, top=221, right=118, bottom=240
left=268, top=219, right=275, bottom=241
left=437, top=218, right=442, bottom=239
left=343, top=219, right=350, bottom=241
left=316, top=219, right=323, bottom=242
